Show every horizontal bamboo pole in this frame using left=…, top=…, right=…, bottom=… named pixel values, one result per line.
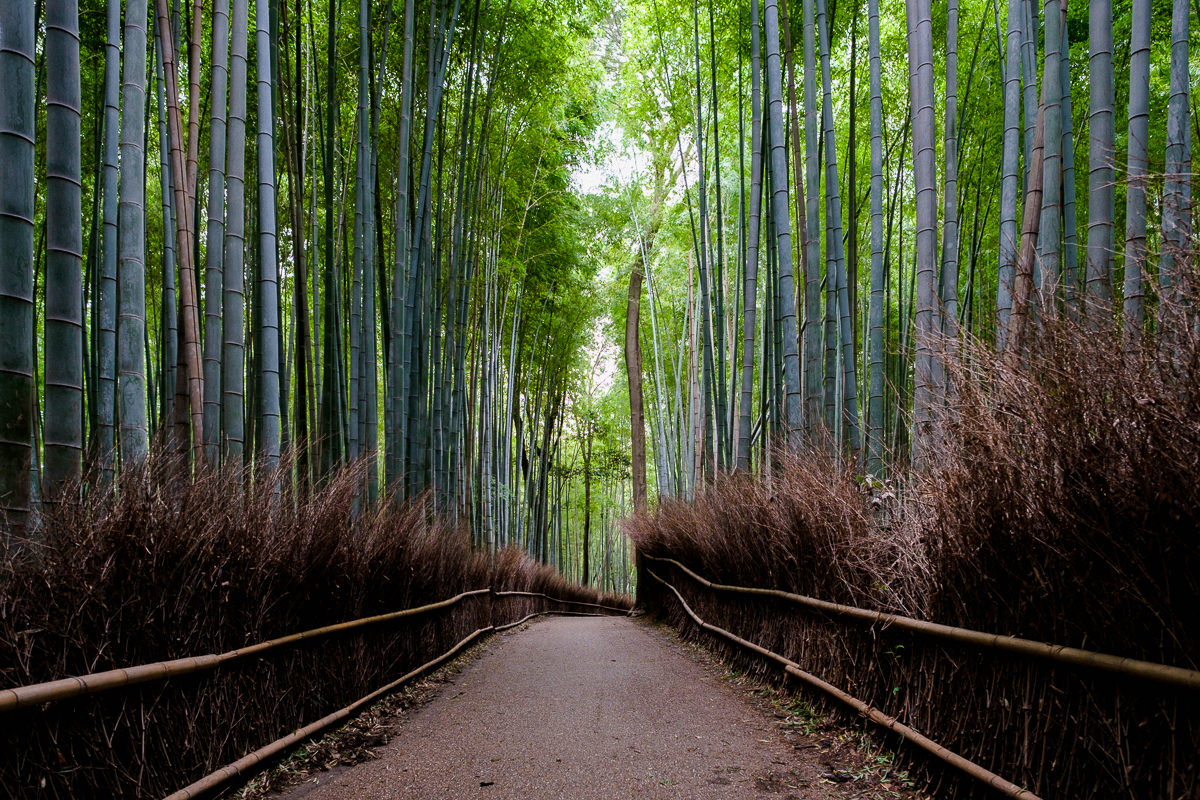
left=162, top=625, right=494, bottom=800
left=0, top=589, right=491, bottom=713
left=645, top=554, right=1200, bottom=691
left=647, top=568, right=1040, bottom=800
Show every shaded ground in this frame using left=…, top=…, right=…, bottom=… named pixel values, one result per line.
left=254, top=616, right=924, bottom=800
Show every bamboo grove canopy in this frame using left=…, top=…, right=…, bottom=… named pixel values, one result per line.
left=0, top=0, right=1195, bottom=535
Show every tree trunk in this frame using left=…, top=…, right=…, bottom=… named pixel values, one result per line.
left=118, top=0, right=151, bottom=466
left=0, top=0, right=36, bottom=528
left=222, top=0, right=249, bottom=466
left=1058, top=18, right=1078, bottom=312
left=582, top=418, right=592, bottom=586
left=1085, top=0, right=1114, bottom=320
left=626, top=260, right=647, bottom=512
left=1004, top=57, right=1049, bottom=363
left=764, top=0, right=802, bottom=448
left=816, top=0, right=861, bottom=454
left=256, top=0, right=282, bottom=471
left=96, top=0, right=121, bottom=486
left=996, top=0, right=1022, bottom=346
left=154, top=0, right=205, bottom=461
left=318, top=0, right=344, bottom=477
left=737, top=0, right=763, bottom=471
left=44, top=0, right=84, bottom=499
left=800, top=0, right=823, bottom=441
left=905, top=0, right=938, bottom=469
left=866, top=0, right=886, bottom=474
left=1123, top=0, right=1150, bottom=337
left=1159, top=0, right=1191, bottom=321
left=1034, top=0, right=1064, bottom=309
left=154, top=34, right=180, bottom=441
left=941, top=0, right=960, bottom=337
left=203, top=0, right=231, bottom=468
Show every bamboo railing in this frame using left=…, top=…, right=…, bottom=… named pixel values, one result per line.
left=647, top=567, right=1041, bottom=800
left=0, top=589, right=625, bottom=714
left=644, top=554, right=1200, bottom=690
left=0, top=588, right=490, bottom=713
left=2, top=588, right=629, bottom=799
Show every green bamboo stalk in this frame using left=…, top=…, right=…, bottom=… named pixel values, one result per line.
left=906, top=0, right=938, bottom=469
left=866, top=0, right=886, bottom=473
left=1123, top=0, right=1150, bottom=337
left=256, top=0, right=282, bottom=470
left=737, top=0, right=763, bottom=472
left=996, top=0, right=1022, bottom=346
left=1159, top=0, right=1191, bottom=320
left=222, top=0, right=249, bottom=465
left=203, top=0, right=231, bottom=467
left=118, top=0, right=151, bottom=466
left=1085, top=0, right=1114, bottom=319
left=0, top=0, right=37, bottom=527
left=44, top=0, right=84, bottom=498
left=96, top=0, right=121, bottom=486
left=763, top=0, right=801, bottom=448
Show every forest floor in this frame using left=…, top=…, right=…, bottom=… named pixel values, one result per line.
left=239, top=616, right=928, bottom=800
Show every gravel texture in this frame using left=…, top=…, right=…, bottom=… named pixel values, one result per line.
left=275, top=615, right=892, bottom=799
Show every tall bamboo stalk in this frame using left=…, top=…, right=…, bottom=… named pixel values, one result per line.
left=96, top=0, right=122, bottom=485
left=118, top=0, right=151, bottom=466
left=203, top=0, right=231, bottom=467
left=1034, top=0, right=1063, bottom=309
left=996, top=0, right=1022, bottom=346
left=222, top=0, right=249, bottom=465
left=256, top=0, right=283, bottom=470
left=0, top=0, right=37, bottom=526
left=737, top=0, right=763, bottom=472
left=1085, top=0, right=1114, bottom=320
left=44, top=0, right=84, bottom=498
left=154, top=0, right=205, bottom=459
left=866, top=0, right=886, bottom=473
left=1159, top=0, right=1191, bottom=320
left=1123, top=0, right=1151, bottom=337
left=763, top=0, right=802, bottom=448
left=906, top=0, right=938, bottom=469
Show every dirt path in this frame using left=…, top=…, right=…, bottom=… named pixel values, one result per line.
left=275, top=616, right=900, bottom=799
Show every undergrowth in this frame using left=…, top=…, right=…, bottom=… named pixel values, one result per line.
left=627, top=310, right=1200, bottom=798
left=0, top=454, right=627, bottom=799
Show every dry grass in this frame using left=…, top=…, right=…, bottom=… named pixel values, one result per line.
left=0, top=454, right=627, bottom=799
left=628, top=452, right=930, bottom=617
left=627, top=303, right=1200, bottom=799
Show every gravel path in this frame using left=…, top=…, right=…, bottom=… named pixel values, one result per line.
left=278, top=616, right=859, bottom=799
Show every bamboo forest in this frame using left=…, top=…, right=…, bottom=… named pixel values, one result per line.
left=2, top=0, right=1199, bottom=796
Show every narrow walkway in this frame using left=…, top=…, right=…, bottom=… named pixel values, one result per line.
left=280, top=616, right=853, bottom=799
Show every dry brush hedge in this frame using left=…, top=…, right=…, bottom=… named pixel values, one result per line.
left=628, top=320, right=1200, bottom=799
left=0, top=456, right=628, bottom=799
